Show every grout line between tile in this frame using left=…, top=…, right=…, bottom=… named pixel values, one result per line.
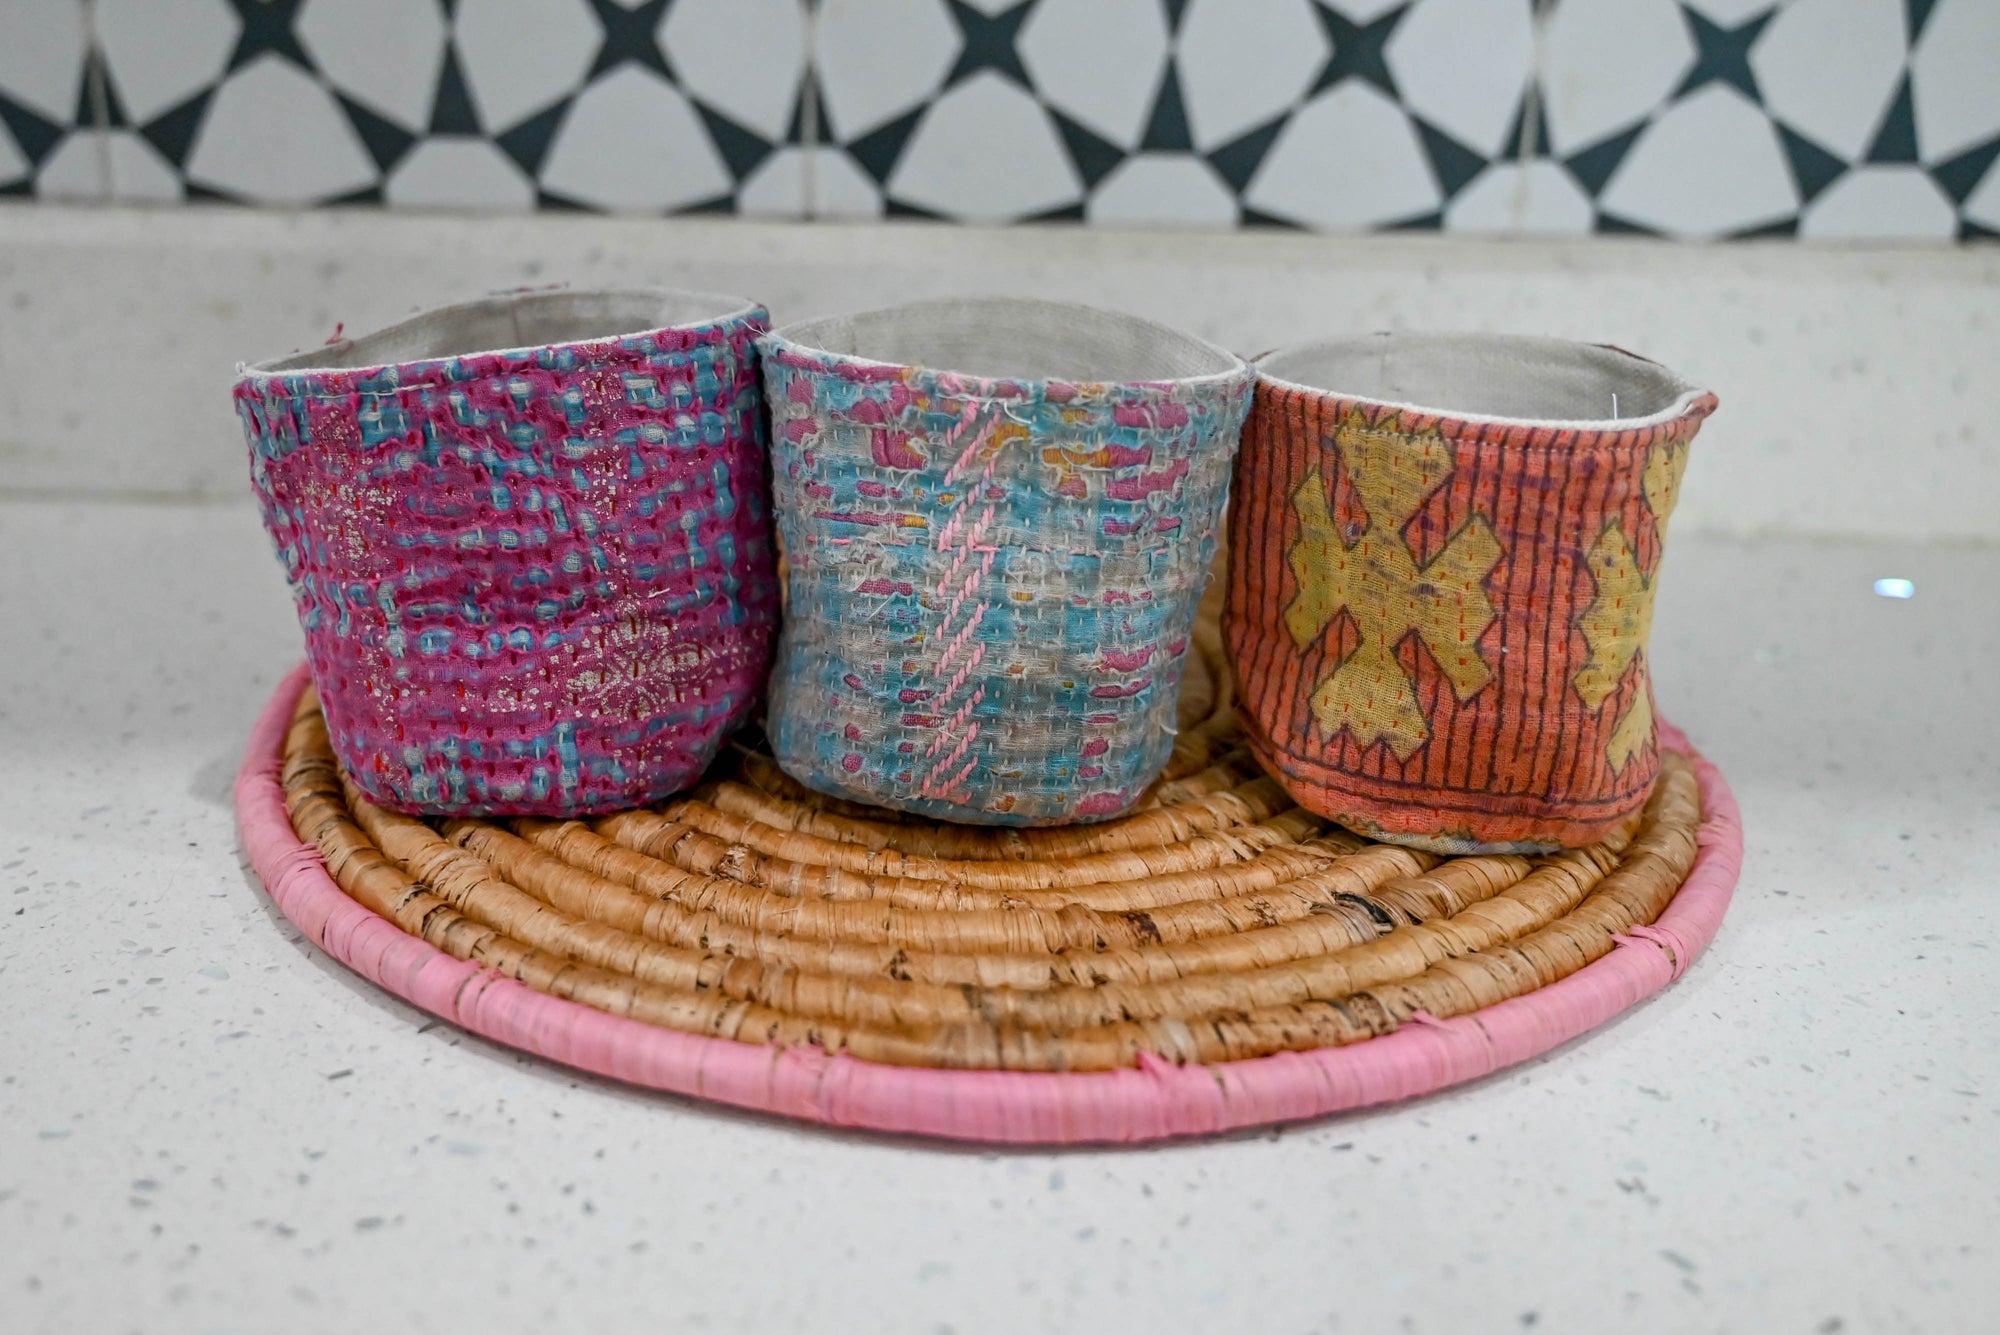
left=80, top=0, right=113, bottom=203
left=800, top=0, right=821, bottom=221
left=1511, top=0, right=1555, bottom=233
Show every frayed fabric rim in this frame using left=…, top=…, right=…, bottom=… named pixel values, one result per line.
left=236, top=664, right=1742, bottom=1146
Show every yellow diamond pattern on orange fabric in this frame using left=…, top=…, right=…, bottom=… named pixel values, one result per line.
left=1605, top=680, right=1655, bottom=773
left=1283, top=416, right=1502, bottom=762
left=1575, top=441, right=1688, bottom=771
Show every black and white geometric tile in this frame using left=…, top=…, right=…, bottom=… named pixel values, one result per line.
left=809, top=0, right=1536, bottom=229
left=2, top=0, right=1996, bottom=239
left=1516, top=0, right=2000, bottom=240
left=0, top=0, right=97, bottom=200
left=4, top=0, right=814, bottom=214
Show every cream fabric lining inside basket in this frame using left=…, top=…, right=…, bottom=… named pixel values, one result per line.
left=1258, top=332, right=1704, bottom=428
left=776, top=297, right=1245, bottom=385
left=247, top=289, right=759, bottom=376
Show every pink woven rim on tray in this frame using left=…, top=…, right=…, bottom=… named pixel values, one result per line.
left=235, top=662, right=1742, bottom=1145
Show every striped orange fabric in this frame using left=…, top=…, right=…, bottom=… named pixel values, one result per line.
left=1224, top=372, right=1717, bottom=853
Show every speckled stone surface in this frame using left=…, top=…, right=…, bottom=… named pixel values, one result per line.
left=1, top=494, right=1995, bottom=1334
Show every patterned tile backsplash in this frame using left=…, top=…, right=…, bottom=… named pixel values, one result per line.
left=3, top=0, right=1995, bottom=240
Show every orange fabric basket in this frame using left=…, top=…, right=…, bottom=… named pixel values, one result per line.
left=1224, top=334, right=1717, bottom=853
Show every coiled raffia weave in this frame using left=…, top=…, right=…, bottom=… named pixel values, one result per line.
left=250, top=580, right=1732, bottom=1104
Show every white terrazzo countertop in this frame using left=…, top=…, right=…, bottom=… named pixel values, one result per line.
left=2, top=496, right=1995, bottom=1335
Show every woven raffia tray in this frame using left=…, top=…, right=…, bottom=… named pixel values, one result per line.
left=236, top=607, right=1740, bottom=1143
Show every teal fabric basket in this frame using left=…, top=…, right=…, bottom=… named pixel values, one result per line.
left=759, top=297, right=1253, bottom=826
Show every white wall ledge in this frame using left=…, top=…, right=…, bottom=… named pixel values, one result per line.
left=3, top=202, right=1995, bottom=541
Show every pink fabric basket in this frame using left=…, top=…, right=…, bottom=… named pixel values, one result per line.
left=236, top=664, right=1741, bottom=1145
left=234, top=289, right=780, bottom=818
